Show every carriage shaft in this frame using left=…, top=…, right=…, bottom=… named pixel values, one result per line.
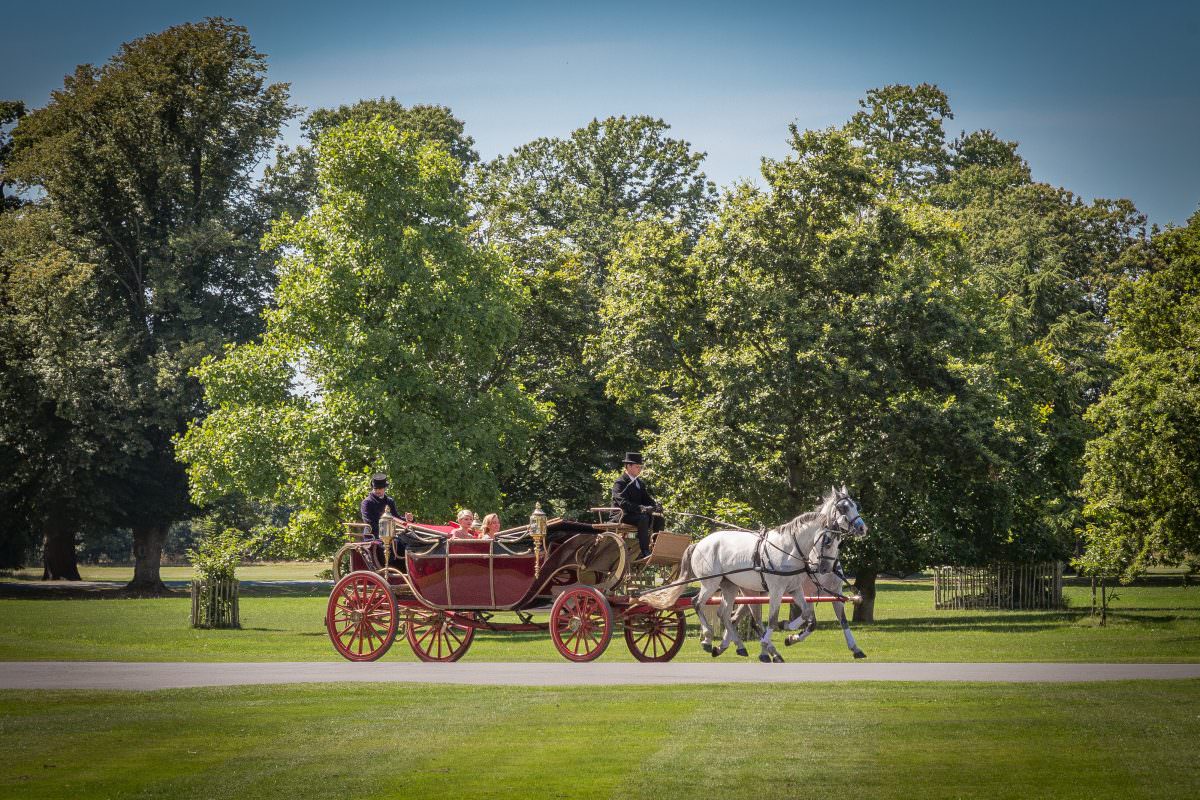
left=687, top=595, right=844, bottom=607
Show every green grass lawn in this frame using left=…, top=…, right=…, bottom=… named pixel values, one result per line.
left=1, top=561, right=328, bottom=583
left=2, top=579, right=1197, bottom=662
left=2, top=680, right=1198, bottom=799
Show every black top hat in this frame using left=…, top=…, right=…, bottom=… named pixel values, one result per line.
left=622, top=452, right=643, bottom=465
left=371, top=473, right=389, bottom=489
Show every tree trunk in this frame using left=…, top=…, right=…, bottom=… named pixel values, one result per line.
left=126, top=523, right=169, bottom=594
left=41, top=517, right=82, bottom=581
left=852, top=570, right=877, bottom=623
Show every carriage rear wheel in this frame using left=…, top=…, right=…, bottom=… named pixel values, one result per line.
left=326, top=571, right=399, bottom=662
left=623, top=607, right=687, bottom=662
left=332, top=544, right=356, bottom=581
left=550, top=586, right=613, bottom=662
left=406, top=609, right=475, bottom=662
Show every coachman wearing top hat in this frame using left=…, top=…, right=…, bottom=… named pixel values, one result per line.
left=611, top=452, right=664, bottom=560
left=360, top=473, right=403, bottom=539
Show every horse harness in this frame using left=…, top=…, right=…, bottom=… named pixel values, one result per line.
left=637, top=519, right=857, bottom=602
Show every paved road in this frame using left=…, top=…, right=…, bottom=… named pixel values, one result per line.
left=3, top=661, right=1198, bottom=691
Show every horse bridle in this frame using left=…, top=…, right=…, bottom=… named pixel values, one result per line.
left=810, top=497, right=863, bottom=573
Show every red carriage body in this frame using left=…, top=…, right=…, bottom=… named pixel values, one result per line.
left=325, top=512, right=689, bottom=662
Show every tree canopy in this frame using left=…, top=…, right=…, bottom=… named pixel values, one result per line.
left=3, top=17, right=293, bottom=587
left=476, top=115, right=716, bottom=518
left=1079, top=213, right=1200, bottom=579
left=178, top=118, right=539, bottom=555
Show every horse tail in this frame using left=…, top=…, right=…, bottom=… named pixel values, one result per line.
left=638, top=542, right=695, bottom=610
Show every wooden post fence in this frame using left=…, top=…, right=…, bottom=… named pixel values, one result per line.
left=190, top=577, right=241, bottom=629
left=933, top=562, right=1064, bottom=610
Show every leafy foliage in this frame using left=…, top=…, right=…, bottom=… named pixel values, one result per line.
left=1079, top=213, right=1200, bottom=578
left=262, top=97, right=477, bottom=222
left=3, top=18, right=294, bottom=584
left=178, top=118, right=539, bottom=555
left=596, top=124, right=1035, bottom=584
left=476, top=116, right=716, bottom=517
left=187, top=521, right=246, bottom=582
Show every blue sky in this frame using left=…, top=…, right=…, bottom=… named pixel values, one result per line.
left=7, top=0, right=1199, bottom=225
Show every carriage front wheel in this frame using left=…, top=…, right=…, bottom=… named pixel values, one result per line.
left=550, top=586, right=613, bottom=662
left=326, top=571, right=399, bottom=662
left=623, top=607, right=687, bottom=662
left=406, top=609, right=475, bottom=662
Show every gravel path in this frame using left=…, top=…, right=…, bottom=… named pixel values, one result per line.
left=3, top=661, right=1198, bottom=691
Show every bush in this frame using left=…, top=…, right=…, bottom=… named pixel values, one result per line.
left=187, top=522, right=246, bottom=582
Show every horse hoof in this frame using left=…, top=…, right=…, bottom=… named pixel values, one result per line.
left=758, top=653, right=771, bottom=663
left=701, top=642, right=712, bottom=653
left=736, top=647, right=749, bottom=658
left=854, top=650, right=867, bottom=659
left=784, top=635, right=796, bottom=647
left=711, top=648, right=722, bottom=658
left=772, top=654, right=784, bottom=663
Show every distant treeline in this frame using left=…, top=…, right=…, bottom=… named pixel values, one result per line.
left=1, top=18, right=1196, bottom=597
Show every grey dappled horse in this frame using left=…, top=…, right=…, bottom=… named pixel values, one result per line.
left=644, top=485, right=867, bottom=662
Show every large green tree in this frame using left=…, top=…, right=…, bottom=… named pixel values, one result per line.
left=596, top=122, right=1046, bottom=620
left=0, top=208, right=140, bottom=574
left=933, top=132, right=1146, bottom=557
left=1079, top=212, right=1200, bottom=579
left=476, top=116, right=715, bottom=518
left=178, top=118, right=539, bottom=555
left=6, top=18, right=293, bottom=589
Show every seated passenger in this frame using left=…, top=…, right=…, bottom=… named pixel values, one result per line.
left=478, top=513, right=501, bottom=539
left=450, top=508, right=476, bottom=538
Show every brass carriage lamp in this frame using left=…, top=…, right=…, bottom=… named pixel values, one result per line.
left=379, top=507, right=395, bottom=566
left=529, top=502, right=548, bottom=578
left=529, top=503, right=548, bottom=536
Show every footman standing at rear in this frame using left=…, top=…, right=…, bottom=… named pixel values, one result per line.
left=612, top=452, right=663, bottom=560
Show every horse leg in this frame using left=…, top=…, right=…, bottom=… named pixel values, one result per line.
left=833, top=600, right=866, bottom=658
left=716, top=582, right=748, bottom=657
left=732, top=602, right=772, bottom=662
left=783, top=592, right=817, bottom=647
left=693, top=579, right=719, bottom=653
left=757, top=588, right=785, bottom=663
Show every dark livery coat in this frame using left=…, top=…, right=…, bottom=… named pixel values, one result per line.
left=360, top=493, right=399, bottom=537
left=612, top=472, right=658, bottom=519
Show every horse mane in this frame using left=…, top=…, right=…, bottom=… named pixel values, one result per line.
left=776, top=493, right=837, bottom=538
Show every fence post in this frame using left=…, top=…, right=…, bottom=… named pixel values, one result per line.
left=190, top=577, right=241, bottom=629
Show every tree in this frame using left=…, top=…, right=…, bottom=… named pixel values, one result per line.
left=596, top=122, right=1040, bottom=621
left=475, top=116, right=715, bottom=517
left=262, top=98, right=477, bottom=222
left=933, top=133, right=1146, bottom=558
left=0, top=208, right=139, bottom=575
left=847, top=83, right=953, bottom=192
left=177, top=118, right=539, bottom=555
left=1079, top=212, right=1200, bottom=579
left=0, top=101, right=26, bottom=212
left=6, top=18, right=293, bottom=591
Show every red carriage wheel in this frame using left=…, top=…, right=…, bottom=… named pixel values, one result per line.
left=326, top=571, right=399, bottom=662
left=550, top=586, right=613, bottom=662
left=406, top=609, right=475, bottom=662
left=623, top=607, right=687, bottom=662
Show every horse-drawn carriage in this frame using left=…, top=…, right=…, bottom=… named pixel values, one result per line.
left=325, top=487, right=870, bottom=664
left=325, top=504, right=693, bottom=662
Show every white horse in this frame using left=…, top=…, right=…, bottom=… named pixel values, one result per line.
left=733, top=564, right=868, bottom=660
left=642, top=485, right=868, bottom=662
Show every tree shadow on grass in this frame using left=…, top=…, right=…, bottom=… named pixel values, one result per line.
left=875, top=583, right=932, bottom=593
